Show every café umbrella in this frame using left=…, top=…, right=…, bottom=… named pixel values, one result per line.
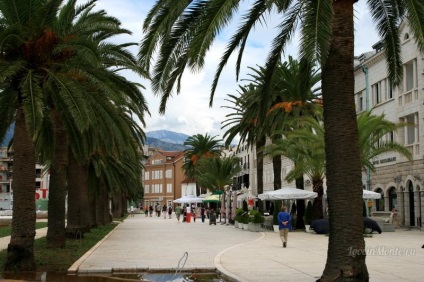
left=173, top=195, right=204, bottom=204
left=258, top=187, right=318, bottom=200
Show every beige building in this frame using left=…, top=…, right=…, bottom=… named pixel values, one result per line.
left=354, top=20, right=424, bottom=228
left=0, top=147, right=50, bottom=210
left=142, top=148, right=186, bottom=209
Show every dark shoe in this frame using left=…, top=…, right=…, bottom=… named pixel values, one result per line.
left=283, top=242, right=287, bottom=248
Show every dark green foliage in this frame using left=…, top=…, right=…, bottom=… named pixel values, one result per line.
left=305, top=201, right=313, bottom=225
left=273, top=201, right=281, bottom=225
left=249, top=210, right=265, bottom=224
left=242, top=200, right=248, bottom=212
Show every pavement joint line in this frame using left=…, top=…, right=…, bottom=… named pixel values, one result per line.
left=68, top=222, right=122, bottom=274
left=214, top=231, right=265, bottom=282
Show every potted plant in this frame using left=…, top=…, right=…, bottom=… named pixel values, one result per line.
left=248, top=210, right=265, bottom=232
left=234, top=208, right=244, bottom=228
left=272, top=201, right=281, bottom=232
left=304, top=201, right=313, bottom=232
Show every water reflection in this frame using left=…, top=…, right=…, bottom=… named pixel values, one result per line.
left=2, top=272, right=226, bottom=281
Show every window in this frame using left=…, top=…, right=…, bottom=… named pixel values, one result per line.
left=166, top=169, right=172, bottom=178
left=35, top=181, right=41, bottom=188
left=36, top=169, right=42, bottom=178
left=387, top=79, right=393, bottom=99
left=372, top=82, right=380, bottom=104
left=167, top=183, right=172, bottom=193
left=145, top=185, right=150, bottom=194
left=358, top=95, right=363, bottom=112
left=152, top=170, right=163, bottom=179
left=404, top=59, right=416, bottom=92
left=406, top=114, right=416, bottom=145
left=145, top=171, right=150, bottom=180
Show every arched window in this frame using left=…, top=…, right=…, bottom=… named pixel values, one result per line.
left=388, top=187, right=397, bottom=211
left=375, top=188, right=385, bottom=211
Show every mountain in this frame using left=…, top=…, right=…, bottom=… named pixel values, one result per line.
left=146, top=130, right=190, bottom=145
left=146, top=137, right=187, bottom=151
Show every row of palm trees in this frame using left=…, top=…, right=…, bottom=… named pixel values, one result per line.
left=0, top=0, right=149, bottom=271
left=140, top=0, right=424, bottom=280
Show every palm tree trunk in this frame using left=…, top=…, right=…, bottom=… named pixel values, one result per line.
left=66, top=151, right=91, bottom=238
left=46, top=110, right=68, bottom=248
left=295, top=176, right=305, bottom=229
left=4, top=105, right=36, bottom=271
left=312, top=178, right=324, bottom=220
left=320, top=1, right=368, bottom=280
left=112, top=192, right=125, bottom=218
left=256, top=137, right=265, bottom=212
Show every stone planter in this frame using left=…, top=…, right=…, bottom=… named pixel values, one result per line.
left=273, top=225, right=279, bottom=232
left=234, top=220, right=239, bottom=228
left=248, top=223, right=261, bottom=232
left=243, top=223, right=249, bottom=230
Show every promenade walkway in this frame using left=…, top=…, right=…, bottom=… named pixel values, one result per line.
left=70, top=214, right=424, bottom=282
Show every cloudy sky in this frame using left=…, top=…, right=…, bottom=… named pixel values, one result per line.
left=90, top=0, right=380, bottom=140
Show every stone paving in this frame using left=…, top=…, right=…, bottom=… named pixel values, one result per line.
left=68, top=214, right=424, bottom=282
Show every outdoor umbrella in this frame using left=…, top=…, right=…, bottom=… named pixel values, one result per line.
left=173, top=195, right=204, bottom=204
left=258, top=187, right=318, bottom=200
left=323, top=189, right=382, bottom=200
left=203, top=194, right=221, bottom=203
left=362, top=190, right=382, bottom=199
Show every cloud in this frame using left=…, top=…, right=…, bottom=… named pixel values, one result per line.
left=88, top=0, right=380, bottom=142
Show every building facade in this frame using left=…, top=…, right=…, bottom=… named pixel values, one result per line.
left=142, top=149, right=186, bottom=209
left=0, top=147, right=50, bottom=210
left=354, top=20, right=424, bottom=228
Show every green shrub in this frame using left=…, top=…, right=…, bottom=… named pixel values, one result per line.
left=234, top=208, right=244, bottom=222
left=249, top=210, right=265, bottom=224
left=272, top=201, right=282, bottom=225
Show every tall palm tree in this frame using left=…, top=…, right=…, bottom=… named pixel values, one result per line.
left=0, top=0, right=64, bottom=271
left=140, top=1, right=424, bottom=279
left=221, top=86, right=266, bottom=210
left=35, top=0, right=148, bottom=248
left=195, top=156, right=241, bottom=193
left=183, top=133, right=223, bottom=195
left=267, top=111, right=413, bottom=219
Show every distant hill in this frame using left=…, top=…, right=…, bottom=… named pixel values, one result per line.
left=146, top=137, right=187, bottom=151
left=146, top=130, right=190, bottom=145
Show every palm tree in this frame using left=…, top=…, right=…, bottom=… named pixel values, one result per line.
left=36, top=0, right=148, bottom=248
left=183, top=133, right=223, bottom=194
left=267, top=111, right=413, bottom=220
left=221, top=86, right=266, bottom=210
left=0, top=0, right=64, bottom=271
left=195, top=156, right=242, bottom=193
left=140, top=1, right=424, bottom=279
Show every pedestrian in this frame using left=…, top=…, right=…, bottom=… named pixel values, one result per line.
left=175, top=204, right=182, bottom=222
left=156, top=203, right=161, bottom=217
left=130, top=205, right=134, bottom=217
left=192, top=206, right=196, bottom=222
left=145, top=206, right=149, bottom=217
left=168, top=205, right=173, bottom=219
left=278, top=206, right=292, bottom=248
left=149, top=205, right=153, bottom=217
left=182, top=205, right=187, bottom=222
left=162, top=204, right=167, bottom=219
left=201, top=206, right=206, bottom=223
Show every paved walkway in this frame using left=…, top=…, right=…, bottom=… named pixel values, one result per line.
left=69, top=214, right=424, bottom=282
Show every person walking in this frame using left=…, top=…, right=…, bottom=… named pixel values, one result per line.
left=168, top=205, right=173, bottom=219
left=145, top=206, right=149, bottom=217
left=278, top=206, right=292, bottom=248
left=162, top=204, right=167, bottom=219
left=149, top=205, right=153, bottom=217
left=175, top=205, right=182, bottom=222
left=130, top=205, right=134, bottom=217
left=200, top=206, right=206, bottom=223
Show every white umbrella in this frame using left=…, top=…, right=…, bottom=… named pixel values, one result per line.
left=258, top=187, right=318, bottom=200
left=323, top=190, right=382, bottom=200
left=362, top=189, right=382, bottom=199
left=173, top=195, right=204, bottom=204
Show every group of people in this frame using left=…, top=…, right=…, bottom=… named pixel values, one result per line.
left=143, top=203, right=209, bottom=223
